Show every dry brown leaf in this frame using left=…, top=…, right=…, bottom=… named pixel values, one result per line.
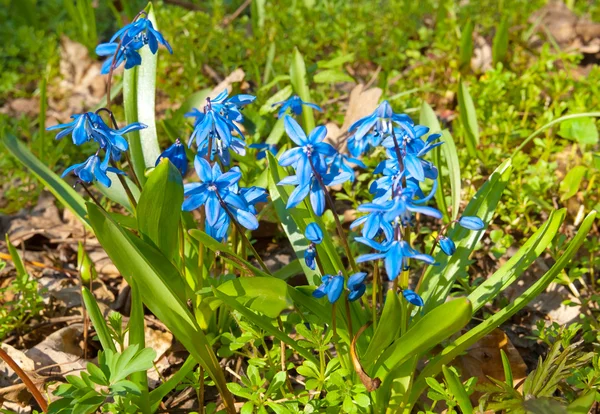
left=208, top=68, right=245, bottom=99
left=341, top=84, right=382, bottom=132
left=25, top=324, right=86, bottom=377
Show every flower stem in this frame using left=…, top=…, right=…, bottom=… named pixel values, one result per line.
left=308, top=159, right=358, bottom=274
left=0, top=347, right=48, bottom=412
left=344, top=297, right=354, bottom=339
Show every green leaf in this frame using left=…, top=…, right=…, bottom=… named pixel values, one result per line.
left=317, top=53, right=355, bottom=69
left=87, top=362, right=108, bottom=386
left=410, top=212, right=597, bottom=405
left=459, top=20, right=474, bottom=71
left=128, top=281, right=150, bottom=413
left=149, top=356, right=196, bottom=411
left=500, top=349, right=513, bottom=387
left=559, top=166, right=587, bottom=201
left=189, top=229, right=271, bottom=278
left=81, top=287, right=117, bottom=353
left=567, top=391, right=598, bottom=414
left=468, top=208, right=566, bottom=312
left=289, top=48, right=315, bottom=131
left=442, top=366, right=473, bottom=414
left=177, top=88, right=211, bottom=116
left=458, top=80, right=479, bottom=158
left=123, top=3, right=162, bottom=184
left=362, top=290, right=401, bottom=366
left=440, top=130, right=461, bottom=220
left=313, top=69, right=354, bottom=84
left=2, top=133, right=89, bottom=227
left=213, top=287, right=318, bottom=365
left=110, top=345, right=156, bottom=383
left=137, top=159, right=183, bottom=261
left=216, top=277, right=293, bottom=318
left=372, top=298, right=472, bottom=380
left=266, top=371, right=287, bottom=396
left=492, top=17, right=509, bottom=65
left=5, top=235, right=27, bottom=280
left=420, top=159, right=512, bottom=311
left=86, top=203, right=236, bottom=413
left=94, top=173, right=140, bottom=213
left=272, top=259, right=302, bottom=280
left=558, top=117, right=599, bottom=145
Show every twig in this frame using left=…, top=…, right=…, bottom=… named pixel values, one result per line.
left=222, top=0, right=252, bottom=26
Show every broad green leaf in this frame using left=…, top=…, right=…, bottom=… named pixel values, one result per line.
left=313, top=69, right=354, bottom=84
left=86, top=204, right=236, bottom=413
left=177, top=88, right=211, bottom=116
left=410, top=212, right=596, bottom=405
left=272, top=259, right=302, bottom=280
left=123, top=3, right=162, bottom=184
left=188, top=229, right=271, bottom=278
left=458, top=80, right=479, bottom=158
left=440, top=130, right=462, bottom=220
left=317, top=53, right=355, bottom=69
left=567, top=390, right=597, bottom=414
left=213, top=287, right=318, bottom=365
left=82, top=287, right=117, bottom=353
left=559, top=166, right=586, bottom=201
left=558, top=117, right=599, bottom=145
left=459, top=20, right=474, bottom=71
left=492, top=17, right=509, bottom=65
left=361, top=290, right=401, bottom=366
left=468, top=208, right=566, bottom=312
left=110, top=345, right=156, bottom=383
left=372, top=298, right=472, bottom=380
left=420, top=159, right=512, bottom=311
left=442, top=366, right=473, bottom=414
left=95, top=173, right=140, bottom=214
left=137, top=159, right=183, bottom=261
left=266, top=117, right=286, bottom=145
left=260, top=85, right=293, bottom=115
left=2, top=133, right=89, bottom=227
left=419, top=101, right=441, bottom=132
left=289, top=48, right=315, bottom=131
left=149, top=356, right=196, bottom=411
left=216, top=277, right=293, bottom=318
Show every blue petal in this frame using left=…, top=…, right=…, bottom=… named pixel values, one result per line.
left=235, top=209, right=259, bottom=230
left=310, top=181, right=325, bottom=216
left=194, top=156, right=213, bottom=182
left=439, top=236, right=456, bottom=256
left=347, top=272, right=367, bottom=290
left=286, top=184, right=311, bottom=209
left=348, top=284, right=366, bottom=302
left=458, top=216, right=485, bottom=230
left=284, top=115, right=308, bottom=146
left=404, top=154, right=425, bottom=182
left=305, top=223, right=323, bottom=244
left=278, top=147, right=304, bottom=167
left=402, top=289, right=424, bottom=307
left=327, top=276, right=344, bottom=304
left=205, top=194, right=221, bottom=226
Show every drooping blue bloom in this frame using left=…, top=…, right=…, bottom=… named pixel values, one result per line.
left=279, top=116, right=337, bottom=187
left=182, top=157, right=258, bottom=230
left=61, top=154, right=124, bottom=188
left=347, top=272, right=367, bottom=302
left=304, top=245, right=317, bottom=270
left=185, top=91, right=255, bottom=163
left=156, top=139, right=187, bottom=175
left=356, top=238, right=435, bottom=281
left=47, top=112, right=146, bottom=164
left=305, top=223, right=323, bottom=244
left=438, top=236, right=456, bottom=256
left=313, top=274, right=344, bottom=304
left=458, top=216, right=485, bottom=230
left=272, top=95, right=322, bottom=118
left=384, top=188, right=443, bottom=226
left=96, top=16, right=172, bottom=74
left=248, top=143, right=277, bottom=160
left=402, top=289, right=424, bottom=307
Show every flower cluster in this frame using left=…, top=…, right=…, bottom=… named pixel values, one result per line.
left=96, top=16, right=172, bottom=74
left=343, top=102, right=485, bottom=304
left=185, top=90, right=255, bottom=165
left=48, top=111, right=146, bottom=187
left=304, top=223, right=323, bottom=270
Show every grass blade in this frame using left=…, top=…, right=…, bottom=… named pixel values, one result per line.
left=458, top=79, right=479, bottom=158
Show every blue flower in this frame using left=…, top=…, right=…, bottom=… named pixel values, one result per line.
left=273, top=95, right=322, bottom=118
left=384, top=188, right=443, bottom=225
left=156, top=139, right=187, bottom=175
left=347, top=272, right=367, bottom=302
left=248, top=143, right=277, bottom=160
left=96, top=16, right=172, bottom=74
left=182, top=157, right=258, bottom=230
left=356, top=238, right=435, bottom=281
left=350, top=201, right=394, bottom=241
left=61, top=154, right=124, bottom=188
left=328, top=153, right=366, bottom=183
left=439, top=236, right=456, bottom=256
left=47, top=112, right=146, bottom=164
left=458, top=216, right=485, bottom=230
left=402, top=289, right=424, bottom=307
left=313, top=274, right=344, bottom=304
left=279, top=116, right=337, bottom=187
left=305, top=223, right=323, bottom=244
